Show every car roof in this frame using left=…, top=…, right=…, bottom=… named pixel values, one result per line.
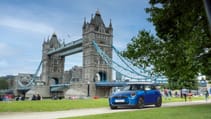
left=126, top=81, right=154, bottom=85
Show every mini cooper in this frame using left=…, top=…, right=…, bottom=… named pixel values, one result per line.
left=108, top=82, right=162, bottom=109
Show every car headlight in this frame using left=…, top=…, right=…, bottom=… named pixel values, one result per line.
left=131, top=92, right=136, bottom=97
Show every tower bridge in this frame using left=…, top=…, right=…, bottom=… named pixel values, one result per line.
left=38, top=10, right=113, bottom=97
left=17, top=10, right=167, bottom=98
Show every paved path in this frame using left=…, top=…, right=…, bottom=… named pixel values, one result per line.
left=0, top=100, right=210, bottom=119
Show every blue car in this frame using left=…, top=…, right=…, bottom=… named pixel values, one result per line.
left=109, top=82, right=162, bottom=109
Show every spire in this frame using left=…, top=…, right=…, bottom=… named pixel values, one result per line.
left=90, top=9, right=105, bottom=27
left=47, top=36, right=50, bottom=42
left=109, top=19, right=112, bottom=28
left=49, top=32, right=61, bottom=48
left=43, top=37, right=46, bottom=44
left=83, top=17, right=86, bottom=29
left=52, top=32, right=57, bottom=37
left=96, top=8, right=100, bottom=15
left=90, top=14, right=94, bottom=24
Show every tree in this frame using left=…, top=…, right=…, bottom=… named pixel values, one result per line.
left=0, top=78, right=9, bottom=89
left=123, top=0, right=211, bottom=89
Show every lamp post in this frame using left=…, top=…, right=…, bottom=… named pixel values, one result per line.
left=203, top=0, right=211, bottom=34
left=87, top=81, right=90, bottom=97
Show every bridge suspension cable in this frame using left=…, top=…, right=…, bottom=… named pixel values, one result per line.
left=92, top=40, right=168, bottom=83
left=18, top=60, right=43, bottom=88
left=112, top=45, right=165, bottom=80
left=92, top=41, right=154, bottom=81
left=112, top=45, right=152, bottom=75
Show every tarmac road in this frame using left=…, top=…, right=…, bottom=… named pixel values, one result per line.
left=0, top=100, right=210, bottom=119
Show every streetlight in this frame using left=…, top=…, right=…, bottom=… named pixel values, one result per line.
left=87, top=81, right=90, bottom=97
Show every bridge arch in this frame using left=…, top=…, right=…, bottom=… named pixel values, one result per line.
left=94, top=71, right=107, bottom=82
left=49, top=78, right=59, bottom=85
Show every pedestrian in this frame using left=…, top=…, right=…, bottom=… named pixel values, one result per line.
left=32, top=94, right=36, bottom=100
left=16, top=95, right=20, bottom=101
left=37, top=94, right=41, bottom=100
left=182, top=88, right=187, bottom=102
left=164, top=88, right=169, bottom=100
left=174, top=91, right=178, bottom=97
left=168, top=89, right=172, bottom=99
left=188, top=90, right=192, bottom=101
left=205, top=88, right=209, bottom=102
left=21, top=95, right=25, bottom=101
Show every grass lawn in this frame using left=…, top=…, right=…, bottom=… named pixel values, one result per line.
left=162, top=96, right=205, bottom=103
left=0, top=96, right=206, bottom=112
left=0, top=98, right=108, bottom=112
left=61, top=103, right=211, bottom=119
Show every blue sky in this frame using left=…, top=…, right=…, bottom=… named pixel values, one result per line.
left=0, top=0, right=154, bottom=76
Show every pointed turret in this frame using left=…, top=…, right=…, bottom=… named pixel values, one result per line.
left=82, top=10, right=113, bottom=35
left=52, top=32, right=57, bottom=38
left=90, top=14, right=94, bottom=24
left=106, top=19, right=113, bottom=34
left=49, top=33, right=61, bottom=49
left=90, top=10, right=105, bottom=27
left=43, top=38, right=46, bottom=44
left=83, top=17, right=86, bottom=29
left=109, top=19, right=112, bottom=28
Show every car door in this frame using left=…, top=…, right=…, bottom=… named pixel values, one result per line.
left=144, top=85, right=155, bottom=104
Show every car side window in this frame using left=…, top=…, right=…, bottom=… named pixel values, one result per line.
left=151, top=85, right=156, bottom=90
left=144, top=85, right=151, bottom=91
left=129, top=85, right=144, bottom=90
left=139, top=85, right=144, bottom=90
left=131, top=85, right=139, bottom=90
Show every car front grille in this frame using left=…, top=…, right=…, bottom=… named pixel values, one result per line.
left=112, top=95, right=129, bottom=104
left=113, top=95, right=128, bottom=99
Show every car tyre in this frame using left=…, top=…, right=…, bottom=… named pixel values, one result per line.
left=110, top=105, right=117, bottom=109
left=136, top=97, right=144, bottom=109
left=155, top=96, right=162, bottom=107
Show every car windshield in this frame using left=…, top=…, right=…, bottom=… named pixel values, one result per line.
left=123, top=84, right=144, bottom=91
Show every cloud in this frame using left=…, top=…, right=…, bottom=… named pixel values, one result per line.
left=0, top=17, right=55, bottom=34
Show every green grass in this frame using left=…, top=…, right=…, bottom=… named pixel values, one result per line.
left=162, top=96, right=205, bottom=103
left=0, top=98, right=108, bottom=112
left=61, top=103, right=211, bottom=119
left=0, top=96, right=206, bottom=112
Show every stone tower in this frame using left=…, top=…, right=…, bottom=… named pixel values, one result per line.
left=41, top=33, right=65, bottom=85
left=82, top=10, right=113, bottom=96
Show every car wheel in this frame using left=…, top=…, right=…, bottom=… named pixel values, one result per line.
left=110, top=105, right=117, bottom=109
left=155, top=96, right=162, bottom=107
left=136, top=97, right=144, bottom=109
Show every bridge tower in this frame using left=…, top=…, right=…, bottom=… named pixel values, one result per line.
left=82, top=10, right=113, bottom=96
left=41, top=33, right=65, bottom=85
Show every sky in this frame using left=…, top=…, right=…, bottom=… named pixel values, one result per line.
left=0, top=0, right=155, bottom=76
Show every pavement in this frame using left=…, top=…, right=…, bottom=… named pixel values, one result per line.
left=0, top=100, right=210, bottom=119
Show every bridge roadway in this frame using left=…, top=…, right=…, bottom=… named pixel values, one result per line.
left=47, top=38, right=83, bottom=56
left=0, top=100, right=210, bottom=119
